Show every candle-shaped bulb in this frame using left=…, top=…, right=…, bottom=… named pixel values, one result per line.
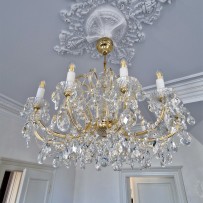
left=36, top=80, right=46, bottom=99
left=69, top=63, right=75, bottom=72
left=121, top=59, right=127, bottom=68
left=120, top=59, right=128, bottom=77
left=156, top=71, right=163, bottom=79
left=156, top=71, right=165, bottom=90
left=39, top=80, right=46, bottom=88
left=66, top=63, right=76, bottom=84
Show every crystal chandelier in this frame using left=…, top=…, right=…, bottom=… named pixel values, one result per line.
left=21, top=37, right=195, bottom=170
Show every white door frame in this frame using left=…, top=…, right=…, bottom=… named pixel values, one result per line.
left=119, top=166, right=188, bottom=203
left=0, top=157, right=55, bottom=203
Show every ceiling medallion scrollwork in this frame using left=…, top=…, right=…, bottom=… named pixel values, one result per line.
left=54, top=0, right=173, bottom=65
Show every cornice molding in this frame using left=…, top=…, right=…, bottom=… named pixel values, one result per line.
left=0, top=93, right=23, bottom=116
left=143, top=72, right=203, bottom=104
left=0, top=157, right=54, bottom=171
left=0, top=72, right=202, bottom=116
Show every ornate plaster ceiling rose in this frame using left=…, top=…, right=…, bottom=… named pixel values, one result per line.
left=85, top=5, right=127, bottom=46
left=54, top=0, right=172, bottom=65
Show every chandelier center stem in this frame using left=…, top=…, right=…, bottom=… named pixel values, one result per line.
left=104, top=55, right=107, bottom=72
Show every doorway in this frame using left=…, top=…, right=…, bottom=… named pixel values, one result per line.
left=120, top=167, right=188, bottom=203
left=0, top=170, right=23, bottom=203
left=0, top=158, right=55, bottom=203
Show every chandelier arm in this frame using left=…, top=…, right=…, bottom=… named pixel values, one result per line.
left=34, top=104, right=92, bottom=140
left=66, top=98, right=90, bottom=133
left=75, top=71, right=98, bottom=95
left=76, top=70, right=98, bottom=81
left=114, top=123, right=123, bottom=134
left=36, top=129, right=82, bottom=142
left=34, top=130, right=45, bottom=142
left=35, top=117, right=66, bottom=139
left=33, top=130, right=65, bottom=144
left=159, top=131, right=177, bottom=141
left=33, top=109, right=82, bottom=139
left=133, top=129, right=178, bottom=143
left=84, top=105, right=93, bottom=123
left=88, top=69, right=98, bottom=89
left=134, top=106, right=166, bottom=137
left=67, top=109, right=83, bottom=133
left=76, top=74, right=86, bottom=80
left=76, top=75, right=91, bottom=92
left=66, top=100, right=94, bottom=134
left=93, top=71, right=98, bottom=80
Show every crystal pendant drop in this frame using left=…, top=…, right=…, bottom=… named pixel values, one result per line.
left=95, top=163, right=102, bottom=171
left=37, top=153, right=44, bottom=165
left=52, top=91, right=60, bottom=110
left=49, top=115, right=57, bottom=130
left=100, top=157, right=108, bottom=167
left=136, top=91, right=146, bottom=101
left=43, top=144, right=51, bottom=155
left=170, top=141, right=178, bottom=153
left=22, top=123, right=32, bottom=139
left=26, top=138, right=30, bottom=148
left=180, top=132, right=192, bottom=146
left=153, top=142, right=160, bottom=154
left=112, top=162, right=122, bottom=171
left=166, top=153, right=173, bottom=165
left=120, top=109, right=136, bottom=128
left=63, top=150, right=69, bottom=160
left=41, top=112, right=50, bottom=124
left=160, top=154, right=166, bottom=168
left=187, top=115, right=196, bottom=125
left=53, top=157, right=60, bottom=168
left=57, top=111, right=70, bottom=132
left=64, top=159, right=71, bottom=168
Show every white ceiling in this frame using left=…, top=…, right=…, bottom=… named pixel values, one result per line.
left=0, top=0, right=202, bottom=142
left=0, top=0, right=202, bottom=104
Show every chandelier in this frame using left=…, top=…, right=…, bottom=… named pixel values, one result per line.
left=21, top=37, right=195, bottom=171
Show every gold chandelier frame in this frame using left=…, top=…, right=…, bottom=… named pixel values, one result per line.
left=32, top=37, right=180, bottom=146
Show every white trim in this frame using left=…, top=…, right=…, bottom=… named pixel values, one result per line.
left=143, top=72, right=203, bottom=104
left=0, top=158, right=55, bottom=203
left=0, top=158, right=54, bottom=170
left=119, top=166, right=188, bottom=203
left=0, top=72, right=202, bottom=116
left=0, top=158, right=55, bottom=184
left=0, top=93, right=23, bottom=116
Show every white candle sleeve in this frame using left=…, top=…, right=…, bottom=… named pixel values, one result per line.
left=120, top=67, right=128, bottom=77
left=66, top=71, right=76, bottom=83
left=36, top=87, right=45, bottom=98
left=156, top=78, right=165, bottom=90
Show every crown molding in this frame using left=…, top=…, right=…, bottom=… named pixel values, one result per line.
left=0, top=93, right=23, bottom=116
left=0, top=72, right=203, bottom=116
left=143, top=72, right=203, bottom=104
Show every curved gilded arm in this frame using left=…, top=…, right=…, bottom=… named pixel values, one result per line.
left=33, top=108, right=82, bottom=142
left=134, top=106, right=166, bottom=137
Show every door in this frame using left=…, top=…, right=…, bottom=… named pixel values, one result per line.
left=130, top=177, right=179, bottom=203
left=16, top=168, right=53, bottom=203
